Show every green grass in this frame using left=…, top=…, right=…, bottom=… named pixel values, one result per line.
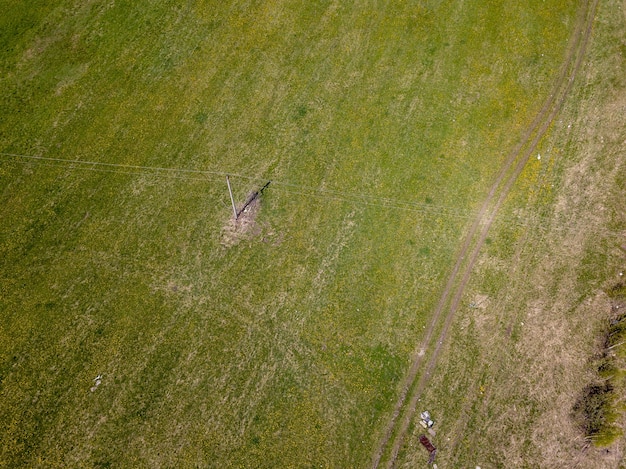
left=0, top=0, right=583, bottom=466
left=396, top=0, right=626, bottom=466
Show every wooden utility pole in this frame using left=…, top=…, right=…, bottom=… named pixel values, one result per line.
left=226, top=175, right=237, bottom=220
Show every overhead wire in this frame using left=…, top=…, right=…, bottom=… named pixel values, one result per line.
left=0, top=151, right=478, bottom=219
left=0, top=151, right=624, bottom=239
left=0, top=151, right=465, bottom=216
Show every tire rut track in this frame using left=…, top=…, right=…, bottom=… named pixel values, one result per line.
left=371, top=1, right=599, bottom=467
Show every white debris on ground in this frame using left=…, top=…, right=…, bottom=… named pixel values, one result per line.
left=420, top=410, right=435, bottom=428
left=90, top=374, right=103, bottom=392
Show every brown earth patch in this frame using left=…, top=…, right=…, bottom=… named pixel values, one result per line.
left=220, top=195, right=263, bottom=248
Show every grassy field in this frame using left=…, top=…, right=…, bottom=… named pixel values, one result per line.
left=1, top=0, right=621, bottom=467
left=397, top=0, right=626, bottom=467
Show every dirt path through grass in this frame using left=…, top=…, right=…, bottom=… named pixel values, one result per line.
left=371, top=1, right=599, bottom=466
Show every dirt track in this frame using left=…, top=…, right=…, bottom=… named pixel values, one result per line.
left=371, top=1, right=600, bottom=467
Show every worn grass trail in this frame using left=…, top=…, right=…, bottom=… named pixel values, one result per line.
left=371, top=0, right=599, bottom=466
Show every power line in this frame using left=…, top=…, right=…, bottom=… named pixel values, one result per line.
left=0, top=151, right=475, bottom=218
left=0, top=159, right=212, bottom=182
left=0, top=151, right=237, bottom=178
left=0, top=152, right=624, bottom=239
left=0, top=152, right=531, bottom=227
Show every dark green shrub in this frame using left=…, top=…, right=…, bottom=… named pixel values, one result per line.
left=607, top=282, right=626, bottom=300
left=572, top=382, right=615, bottom=436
